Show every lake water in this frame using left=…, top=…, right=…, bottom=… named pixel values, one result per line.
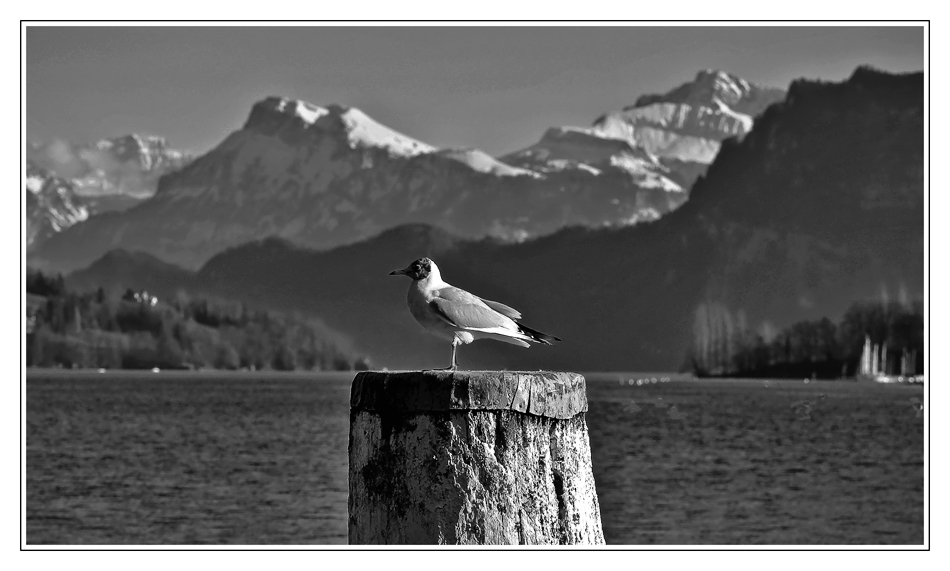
left=25, top=370, right=925, bottom=545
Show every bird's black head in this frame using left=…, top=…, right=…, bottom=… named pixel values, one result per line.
left=390, top=257, right=433, bottom=280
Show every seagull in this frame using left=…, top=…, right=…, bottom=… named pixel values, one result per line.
left=389, top=257, right=560, bottom=370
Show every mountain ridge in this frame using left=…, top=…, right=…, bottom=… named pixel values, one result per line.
left=33, top=91, right=688, bottom=271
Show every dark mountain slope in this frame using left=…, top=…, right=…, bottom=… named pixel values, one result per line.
left=193, top=221, right=710, bottom=371
left=67, top=249, right=197, bottom=295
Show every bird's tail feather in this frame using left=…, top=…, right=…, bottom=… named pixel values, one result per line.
left=518, top=323, right=561, bottom=345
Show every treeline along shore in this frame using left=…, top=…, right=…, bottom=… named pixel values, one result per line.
left=25, top=269, right=371, bottom=372
left=689, top=299, right=924, bottom=379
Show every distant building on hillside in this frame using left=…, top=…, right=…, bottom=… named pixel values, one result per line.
left=122, top=288, right=158, bottom=307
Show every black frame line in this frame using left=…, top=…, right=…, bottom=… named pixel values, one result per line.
left=19, top=18, right=931, bottom=552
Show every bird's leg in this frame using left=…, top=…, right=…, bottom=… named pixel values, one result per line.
left=427, top=339, right=459, bottom=372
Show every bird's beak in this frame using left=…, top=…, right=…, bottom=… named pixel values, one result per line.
left=389, top=268, right=408, bottom=276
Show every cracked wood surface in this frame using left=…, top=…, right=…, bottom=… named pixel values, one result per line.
left=348, top=371, right=604, bottom=545
left=350, top=370, right=588, bottom=419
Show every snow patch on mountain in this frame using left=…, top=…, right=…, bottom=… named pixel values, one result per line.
left=25, top=162, right=90, bottom=248
left=619, top=207, right=661, bottom=225
left=608, top=155, right=681, bottom=191
left=289, top=99, right=329, bottom=124
left=626, top=127, right=722, bottom=164
left=711, top=97, right=754, bottom=132
left=436, top=148, right=540, bottom=177
left=93, top=133, right=186, bottom=173
left=26, top=174, right=44, bottom=194
left=500, top=126, right=682, bottom=191
left=576, top=163, right=601, bottom=176
left=339, top=107, right=436, bottom=157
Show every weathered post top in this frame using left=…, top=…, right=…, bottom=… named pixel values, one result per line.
left=348, top=370, right=604, bottom=545
left=350, top=370, right=588, bottom=419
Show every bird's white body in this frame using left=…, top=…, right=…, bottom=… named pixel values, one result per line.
left=405, top=264, right=532, bottom=348
left=390, top=257, right=558, bottom=370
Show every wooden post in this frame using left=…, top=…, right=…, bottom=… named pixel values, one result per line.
left=348, top=370, right=605, bottom=545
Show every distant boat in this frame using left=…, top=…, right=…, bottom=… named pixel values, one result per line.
left=856, top=335, right=923, bottom=384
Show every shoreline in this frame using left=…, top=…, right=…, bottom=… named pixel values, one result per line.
left=24, top=368, right=926, bottom=388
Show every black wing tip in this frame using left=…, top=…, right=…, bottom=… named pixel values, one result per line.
left=538, top=334, right=562, bottom=345
left=518, top=323, right=562, bottom=345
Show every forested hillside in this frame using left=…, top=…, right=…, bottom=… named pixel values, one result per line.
left=26, top=269, right=369, bottom=371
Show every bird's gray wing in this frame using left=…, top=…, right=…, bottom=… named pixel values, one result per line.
left=436, top=285, right=522, bottom=320
left=430, top=287, right=513, bottom=330
left=478, top=298, right=521, bottom=320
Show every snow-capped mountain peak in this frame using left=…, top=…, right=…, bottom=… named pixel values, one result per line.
left=250, top=96, right=436, bottom=157
left=582, top=70, right=786, bottom=187
left=630, top=69, right=764, bottom=111
left=700, top=69, right=752, bottom=103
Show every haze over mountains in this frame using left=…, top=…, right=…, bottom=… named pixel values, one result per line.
left=30, top=69, right=782, bottom=272
left=28, top=134, right=189, bottom=197
left=25, top=134, right=191, bottom=250
left=60, top=67, right=925, bottom=371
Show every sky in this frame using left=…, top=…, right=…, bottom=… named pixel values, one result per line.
left=25, top=25, right=924, bottom=157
